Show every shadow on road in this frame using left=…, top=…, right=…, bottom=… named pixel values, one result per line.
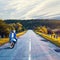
left=0, top=47, right=11, bottom=51
left=41, top=39, right=49, bottom=42
left=54, top=49, right=60, bottom=52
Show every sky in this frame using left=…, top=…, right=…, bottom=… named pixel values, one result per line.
left=0, top=0, right=60, bottom=20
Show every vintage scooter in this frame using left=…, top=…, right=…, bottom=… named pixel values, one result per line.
left=10, top=38, right=17, bottom=49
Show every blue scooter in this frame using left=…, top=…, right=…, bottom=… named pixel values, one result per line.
left=10, top=38, right=17, bottom=49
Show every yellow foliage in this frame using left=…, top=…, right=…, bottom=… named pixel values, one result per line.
left=35, top=31, right=60, bottom=47
left=36, top=26, right=48, bottom=34
left=41, top=26, right=48, bottom=34
left=0, top=38, right=9, bottom=46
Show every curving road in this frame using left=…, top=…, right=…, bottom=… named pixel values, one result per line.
left=0, top=30, right=60, bottom=60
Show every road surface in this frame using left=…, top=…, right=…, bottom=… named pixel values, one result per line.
left=0, top=30, right=60, bottom=60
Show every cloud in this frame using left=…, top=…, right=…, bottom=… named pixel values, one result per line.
left=0, top=0, right=60, bottom=19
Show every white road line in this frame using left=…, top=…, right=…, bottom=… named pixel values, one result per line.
left=29, top=39, right=31, bottom=60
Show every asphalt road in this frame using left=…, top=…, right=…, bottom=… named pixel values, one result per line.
left=0, top=30, right=60, bottom=60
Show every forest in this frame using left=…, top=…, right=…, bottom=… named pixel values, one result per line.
left=0, top=19, right=60, bottom=38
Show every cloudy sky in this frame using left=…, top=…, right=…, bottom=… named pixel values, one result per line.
left=0, top=0, right=60, bottom=20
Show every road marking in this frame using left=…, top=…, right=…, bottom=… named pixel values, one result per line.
left=29, top=39, right=31, bottom=60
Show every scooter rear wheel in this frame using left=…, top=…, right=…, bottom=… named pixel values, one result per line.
left=10, top=42, right=15, bottom=49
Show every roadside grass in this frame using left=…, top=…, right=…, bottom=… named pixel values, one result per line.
left=0, top=31, right=26, bottom=46
left=0, top=38, right=9, bottom=46
left=35, top=31, right=60, bottom=47
left=16, top=31, right=26, bottom=37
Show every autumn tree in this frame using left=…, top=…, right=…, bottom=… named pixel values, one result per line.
left=35, top=26, right=48, bottom=34
left=15, top=23, right=23, bottom=33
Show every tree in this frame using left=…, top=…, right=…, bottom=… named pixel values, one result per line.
left=0, top=19, right=6, bottom=38
left=35, top=26, right=48, bottom=34
left=0, top=20, right=11, bottom=37
left=41, top=26, right=48, bottom=34
left=15, top=23, right=23, bottom=33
